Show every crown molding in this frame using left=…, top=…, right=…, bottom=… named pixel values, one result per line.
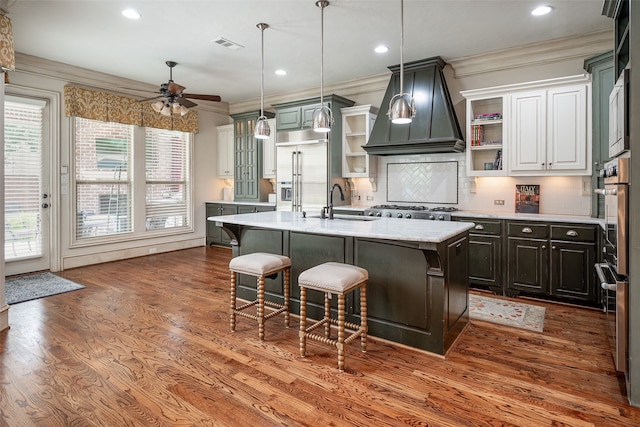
left=13, top=52, right=230, bottom=115
left=448, top=30, right=613, bottom=78
left=229, top=73, right=390, bottom=115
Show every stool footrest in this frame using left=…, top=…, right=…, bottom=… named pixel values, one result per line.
left=304, top=317, right=366, bottom=348
left=235, top=300, right=287, bottom=322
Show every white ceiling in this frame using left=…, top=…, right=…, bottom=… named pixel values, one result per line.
left=8, top=0, right=613, bottom=105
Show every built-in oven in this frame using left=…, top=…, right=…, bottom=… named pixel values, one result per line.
left=594, top=156, right=629, bottom=375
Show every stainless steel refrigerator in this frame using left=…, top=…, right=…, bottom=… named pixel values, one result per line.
left=276, top=129, right=346, bottom=212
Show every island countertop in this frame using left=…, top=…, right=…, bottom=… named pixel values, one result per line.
left=209, top=210, right=475, bottom=244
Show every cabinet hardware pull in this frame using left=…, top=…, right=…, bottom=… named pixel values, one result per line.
left=522, top=227, right=532, bottom=233
left=542, top=245, right=546, bottom=249
left=566, top=230, right=578, bottom=237
left=552, top=246, right=556, bottom=250
left=474, top=224, right=484, bottom=230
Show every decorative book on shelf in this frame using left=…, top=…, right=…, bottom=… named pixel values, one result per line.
left=471, top=124, right=483, bottom=146
left=515, top=184, right=540, bottom=214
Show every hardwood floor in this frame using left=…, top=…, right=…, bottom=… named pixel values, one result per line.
left=1, top=246, right=639, bottom=426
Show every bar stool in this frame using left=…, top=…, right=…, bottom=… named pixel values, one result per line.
left=229, top=252, right=291, bottom=341
left=298, top=262, right=368, bottom=372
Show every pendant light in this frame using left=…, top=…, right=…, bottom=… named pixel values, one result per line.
left=388, top=0, right=415, bottom=124
left=255, top=23, right=271, bottom=139
left=312, top=0, right=333, bottom=133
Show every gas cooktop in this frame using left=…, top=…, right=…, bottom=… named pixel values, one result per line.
left=365, top=205, right=458, bottom=220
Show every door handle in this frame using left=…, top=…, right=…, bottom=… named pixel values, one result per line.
left=42, top=203, right=50, bottom=208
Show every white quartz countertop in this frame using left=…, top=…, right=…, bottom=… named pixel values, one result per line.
left=209, top=211, right=475, bottom=244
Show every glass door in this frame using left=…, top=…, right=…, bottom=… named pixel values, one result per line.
left=4, top=96, right=51, bottom=275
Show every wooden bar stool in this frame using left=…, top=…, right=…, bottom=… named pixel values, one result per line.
left=229, top=252, right=291, bottom=341
left=298, top=262, right=368, bottom=372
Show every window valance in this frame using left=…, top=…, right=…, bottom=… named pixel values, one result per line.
left=0, top=12, right=15, bottom=71
left=64, top=86, right=198, bottom=133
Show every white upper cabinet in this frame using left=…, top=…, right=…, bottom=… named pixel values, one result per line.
left=464, top=75, right=591, bottom=177
left=262, top=118, right=277, bottom=179
left=216, top=124, right=234, bottom=178
left=510, top=84, right=588, bottom=175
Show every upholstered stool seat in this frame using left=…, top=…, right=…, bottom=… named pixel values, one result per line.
left=229, top=252, right=291, bottom=341
left=298, top=262, right=368, bottom=372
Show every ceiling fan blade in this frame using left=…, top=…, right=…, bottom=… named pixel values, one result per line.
left=175, top=97, right=197, bottom=108
left=137, top=95, right=163, bottom=102
left=182, top=93, right=222, bottom=102
left=168, top=81, right=186, bottom=95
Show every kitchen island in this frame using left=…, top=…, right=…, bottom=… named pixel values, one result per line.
left=210, top=211, right=474, bottom=356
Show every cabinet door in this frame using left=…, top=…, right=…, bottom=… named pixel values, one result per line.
left=216, top=125, right=234, bottom=178
left=276, top=106, right=301, bottom=130
left=206, top=204, right=237, bottom=246
left=547, top=85, right=587, bottom=171
left=302, top=103, right=323, bottom=129
left=262, top=119, right=277, bottom=179
left=234, top=118, right=261, bottom=201
left=510, top=91, right=546, bottom=172
left=468, top=234, right=502, bottom=293
left=550, top=241, right=596, bottom=302
left=507, top=237, right=548, bottom=295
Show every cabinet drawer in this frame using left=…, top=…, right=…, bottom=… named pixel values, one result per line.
left=459, top=217, right=501, bottom=235
left=507, top=222, right=548, bottom=239
left=550, top=225, right=596, bottom=242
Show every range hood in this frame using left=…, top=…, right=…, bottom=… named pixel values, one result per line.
left=363, top=56, right=465, bottom=156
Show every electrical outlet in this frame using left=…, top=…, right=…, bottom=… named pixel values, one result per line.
left=494, top=200, right=505, bottom=205
left=366, top=196, right=374, bottom=201
left=149, top=247, right=157, bottom=254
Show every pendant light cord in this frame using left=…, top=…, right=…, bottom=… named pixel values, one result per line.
left=320, top=1, right=325, bottom=105
left=399, top=0, right=404, bottom=95
left=260, top=25, right=265, bottom=117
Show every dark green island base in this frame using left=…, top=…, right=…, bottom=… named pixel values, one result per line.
left=214, top=211, right=473, bottom=357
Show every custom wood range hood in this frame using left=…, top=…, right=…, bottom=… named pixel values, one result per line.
left=363, top=56, right=465, bottom=156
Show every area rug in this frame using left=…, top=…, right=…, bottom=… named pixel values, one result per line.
left=5, top=272, right=85, bottom=305
left=469, top=294, right=545, bottom=333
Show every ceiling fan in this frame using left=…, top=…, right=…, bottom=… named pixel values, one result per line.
left=140, top=61, right=221, bottom=116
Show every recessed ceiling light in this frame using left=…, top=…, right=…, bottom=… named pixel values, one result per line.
left=275, top=69, right=287, bottom=76
left=531, top=5, right=552, bottom=16
left=374, top=45, right=389, bottom=54
left=122, top=9, right=141, bottom=20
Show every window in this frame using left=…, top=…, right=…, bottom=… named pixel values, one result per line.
left=145, top=128, right=190, bottom=231
left=73, top=118, right=192, bottom=240
left=75, top=118, right=132, bottom=238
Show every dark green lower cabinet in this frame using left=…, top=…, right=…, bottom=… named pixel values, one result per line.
left=507, top=238, right=549, bottom=296
left=468, top=234, right=502, bottom=294
left=206, top=203, right=237, bottom=246
left=550, top=241, right=596, bottom=302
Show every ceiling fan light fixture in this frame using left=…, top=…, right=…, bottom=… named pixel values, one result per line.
left=160, top=104, right=172, bottom=116
left=313, top=0, right=333, bottom=133
left=151, top=100, right=164, bottom=113
left=255, top=23, right=271, bottom=140
left=388, top=0, right=415, bottom=124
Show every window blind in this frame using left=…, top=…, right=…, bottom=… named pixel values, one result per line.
left=145, top=128, right=190, bottom=230
left=4, top=99, right=44, bottom=259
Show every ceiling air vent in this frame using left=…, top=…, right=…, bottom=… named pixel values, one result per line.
left=211, top=37, right=244, bottom=50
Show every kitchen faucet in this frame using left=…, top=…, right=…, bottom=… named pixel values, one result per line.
left=322, top=183, right=345, bottom=219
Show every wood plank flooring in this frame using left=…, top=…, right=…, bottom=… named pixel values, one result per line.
left=1, top=246, right=639, bottom=426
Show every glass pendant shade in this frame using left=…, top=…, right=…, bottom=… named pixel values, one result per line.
left=152, top=100, right=164, bottom=112
left=312, top=106, right=332, bottom=132
left=160, top=104, right=171, bottom=116
left=255, top=116, right=271, bottom=139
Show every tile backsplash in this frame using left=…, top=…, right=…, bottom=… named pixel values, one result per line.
left=349, top=152, right=592, bottom=216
